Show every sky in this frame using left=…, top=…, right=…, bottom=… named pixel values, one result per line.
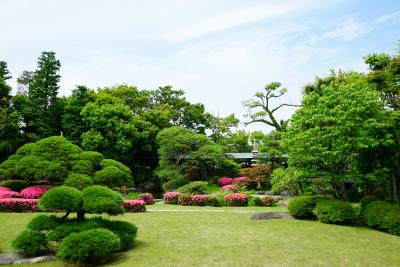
left=1, top=0, right=400, bottom=132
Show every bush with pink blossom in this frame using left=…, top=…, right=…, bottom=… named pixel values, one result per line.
left=123, top=199, right=146, bottom=212
left=20, top=185, right=52, bottom=199
left=224, top=193, right=248, bottom=207
left=233, top=176, right=248, bottom=185
left=218, top=177, right=234, bottom=186
left=0, top=191, right=21, bottom=199
left=138, top=193, right=154, bottom=205
left=0, top=186, right=12, bottom=191
left=191, top=194, right=220, bottom=206
left=220, top=184, right=239, bottom=192
left=163, top=192, right=182, bottom=204
left=0, top=198, right=38, bottom=212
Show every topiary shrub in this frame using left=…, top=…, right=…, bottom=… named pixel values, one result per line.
left=57, top=228, right=121, bottom=264
left=163, top=192, right=181, bottom=204
left=28, top=215, right=63, bottom=232
left=39, top=186, right=83, bottom=213
left=123, top=200, right=146, bottom=212
left=178, top=194, right=193, bottom=206
left=287, top=196, right=322, bottom=219
left=12, top=230, right=48, bottom=256
left=94, top=166, right=131, bottom=188
left=224, top=193, right=248, bottom=206
left=162, top=177, right=190, bottom=192
left=79, top=151, right=104, bottom=166
left=363, top=201, right=400, bottom=235
left=0, top=180, right=30, bottom=192
left=177, top=181, right=208, bottom=195
left=314, top=199, right=355, bottom=224
left=101, top=220, right=137, bottom=251
left=72, top=160, right=95, bottom=176
left=137, top=193, right=154, bottom=205
left=64, top=174, right=94, bottom=190
left=47, top=220, right=103, bottom=242
left=82, top=185, right=124, bottom=216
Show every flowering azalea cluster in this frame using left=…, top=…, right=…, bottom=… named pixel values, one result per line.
left=0, top=186, right=12, bottom=191
left=224, top=193, right=248, bottom=206
left=163, top=192, right=182, bottom=204
left=138, top=193, right=154, bottom=205
left=20, top=186, right=52, bottom=199
left=0, top=190, right=21, bottom=199
left=218, top=177, right=234, bottom=186
left=233, top=177, right=248, bottom=184
left=123, top=199, right=146, bottom=212
left=0, top=198, right=38, bottom=212
left=221, top=184, right=239, bottom=192
left=191, top=194, right=218, bottom=206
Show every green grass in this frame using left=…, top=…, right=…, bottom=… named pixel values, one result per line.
left=1, top=205, right=400, bottom=266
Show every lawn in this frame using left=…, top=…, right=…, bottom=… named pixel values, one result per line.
left=1, top=205, right=400, bottom=267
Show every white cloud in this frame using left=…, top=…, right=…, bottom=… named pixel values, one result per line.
left=374, top=11, right=400, bottom=24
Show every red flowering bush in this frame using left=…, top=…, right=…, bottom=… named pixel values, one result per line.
left=138, top=193, right=154, bottom=205
left=0, top=198, right=38, bottom=212
left=163, top=192, right=181, bottom=204
left=221, top=184, right=239, bottom=192
left=0, top=186, right=12, bottom=191
left=123, top=199, right=146, bottom=212
left=0, top=191, right=21, bottom=199
left=20, top=186, right=52, bottom=199
left=224, top=193, right=248, bottom=207
left=191, top=195, right=219, bottom=206
left=233, top=177, right=248, bottom=184
left=218, top=177, right=234, bottom=186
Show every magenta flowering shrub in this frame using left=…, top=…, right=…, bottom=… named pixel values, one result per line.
left=0, top=186, right=12, bottom=191
left=163, top=192, right=182, bottom=204
left=224, top=193, right=248, bottom=207
left=138, top=193, right=154, bottom=205
left=124, top=199, right=146, bottom=212
left=0, top=198, right=38, bottom=212
left=218, top=177, right=234, bottom=186
left=221, top=184, right=239, bottom=192
left=233, top=177, right=248, bottom=184
left=191, top=195, right=219, bottom=206
left=20, top=185, right=51, bottom=199
left=0, top=191, right=21, bottom=199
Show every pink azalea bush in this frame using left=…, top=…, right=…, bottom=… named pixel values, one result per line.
left=191, top=194, right=219, bottom=206
left=138, top=193, right=154, bottom=205
left=0, top=198, right=38, bottom=212
left=20, top=185, right=51, bottom=199
left=221, top=184, right=239, bottom=192
left=124, top=199, right=146, bottom=212
left=218, top=177, right=234, bottom=186
left=163, top=192, right=182, bottom=204
left=0, top=186, right=12, bottom=191
left=0, top=191, right=21, bottom=199
left=233, top=176, right=248, bottom=184
left=224, top=193, right=248, bottom=207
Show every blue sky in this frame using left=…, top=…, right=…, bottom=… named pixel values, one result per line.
left=1, top=0, right=399, bottom=132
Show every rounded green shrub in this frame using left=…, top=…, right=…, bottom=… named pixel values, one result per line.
left=314, top=199, right=355, bottom=224
left=177, top=181, right=208, bottom=195
left=287, top=196, right=321, bottom=218
left=34, top=160, right=68, bottom=183
left=100, top=159, right=131, bottom=175
left=94, top=166, right=131, bottom=187
left=12, top=230, right=48, bottom=256
left=79, top=151, right=104, bottom=166
left=72, top=160, right=95, bottom=176
left=363, top=201, right=400, bottom=235
left=100, top=220, right=138, bottom=251
left=38, top=186, right=83, bottom=212
left=250, top=196, right=262, bottom=206
left=82, top=185, right=124, bottom=215
left=64, top=174, right=94, bottom=190
left=162, top=177, right=190, bottom=192
left=360, top=196, right=381, bottom=211
left=57, top=228, right=120, bottom=264
left=47, top=220, right=102, bottom=242
left=0, top=180, right=30, bottom=192
left=15, top=156, right=40, bottom=180
left=28, top=215, right=62, bottom=232
left=15, top=143, right=36, bottom=156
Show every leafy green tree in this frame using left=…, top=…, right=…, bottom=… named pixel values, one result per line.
left=284, top=72, right=389, bottom=199
left=251, top=131, right=287, bottom=171
left=243, top=82, right=300, bottom=131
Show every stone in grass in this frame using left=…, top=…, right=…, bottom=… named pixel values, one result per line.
left=0, top=253, right=55, bottom=265
left=250, top=212, right=294, bottom=220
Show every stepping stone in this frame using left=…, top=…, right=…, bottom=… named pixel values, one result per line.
left=250, top=212, right=294, bottom=220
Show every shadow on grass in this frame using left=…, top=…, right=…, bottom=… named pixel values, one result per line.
left=103, top=240, right=147, bottom=266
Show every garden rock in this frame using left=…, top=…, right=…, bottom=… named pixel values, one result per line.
left=0, top=253, right=55, bottom=265
left=250, top=212, right=294, bottom=220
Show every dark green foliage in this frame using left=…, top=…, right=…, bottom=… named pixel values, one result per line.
left=363, top=201, right=400, bottom=235
left=287, top=196, right=322, bottom=218
left=15, top=156, right=39, bottom=180
left=124, top=192, right=139, bottom=200
left=28, top=215, right=62, bottom=232
left=38, top=186, right=83, bottom=212
left=94, top=166, right=131, bottom=187
left=0, top=180, right=30, bottom=192
left=82, top=185, right=124, bottom=215
left=177, top=181, right=208, bottom=195
left=100, top=220, right=138, bottom=251
left=72, top=160, right=95, bottom=176
left=162, top=177, right=190, bottom=192
left=314, top=199, right=355, bottom=224
left=360, top=196, right=381, bottom=211
left=47, top=220, right=102, bottom=242
left=12, top=230, right=48, bottom=256
left=15, top=143, right=36, bottom=156
left=57, top=228, right=120, bottom=264
left=64, top=173, right=94, bottom=190
left=0, top=158, right=20, bottom=179
left=100, top=159, right=131, bottom=175
left=250, top=196, right=262, bottom=206
left=34, top=160, right=68, bottom=183
left=178, top=194, right=193, bottom=206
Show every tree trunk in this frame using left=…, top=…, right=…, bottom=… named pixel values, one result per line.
left=340, top=181, right=348, bottom=201
left=77, top=210, right=85, bottom=221
left=61, top=211, right=70, bottom=220
left=199, top=161, right=208, bottom=180
left=392, top=173, right=399, bottom=204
